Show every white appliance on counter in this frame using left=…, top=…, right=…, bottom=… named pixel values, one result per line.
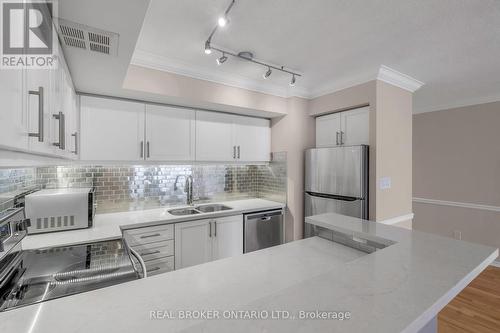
left=25, top=188, right=95, bottom=234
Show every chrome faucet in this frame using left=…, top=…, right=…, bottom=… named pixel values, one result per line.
left=184, top=175, right=194, bottom=206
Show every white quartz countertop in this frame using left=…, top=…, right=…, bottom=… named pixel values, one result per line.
left=21, top=198, right=285, bottom=250
left=2, top=212, right=497, bottom=333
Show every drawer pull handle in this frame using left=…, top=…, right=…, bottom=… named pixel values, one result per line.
left=140, top=250, right=161, bottom=256
left=140, top=233, right=161, bottom=239
left=148, top=266, right=161, bottom=272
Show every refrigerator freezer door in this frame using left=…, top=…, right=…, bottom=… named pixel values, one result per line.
left=304, top=192, right=366, bottom=219
left=305, top=146, right=367, bottom=198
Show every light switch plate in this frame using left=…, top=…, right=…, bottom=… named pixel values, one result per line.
left=379, top=177, right=391, bottom=190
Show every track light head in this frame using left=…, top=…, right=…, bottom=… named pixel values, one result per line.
left=218, top=16, right=228, bottom=27
left=290, top=74, right=296, bottom=86
left=263, top=67, right=272, bottom=79
left=204, top=41, right=212, bottom=55
left=216, top=53, right=228, bottom=65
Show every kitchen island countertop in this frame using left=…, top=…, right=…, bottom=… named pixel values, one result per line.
left=1, top=212, right=497, bottom=333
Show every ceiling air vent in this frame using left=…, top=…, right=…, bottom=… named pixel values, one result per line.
left=55, top=18, right=119, bottom=56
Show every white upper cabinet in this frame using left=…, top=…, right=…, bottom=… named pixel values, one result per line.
left=196, top=111, right=271, bottom=162
left=145, top=105, right=195, bottom=161
left=80, top=96, right=145, bottom=161
left=174, top=219, right=212, bottom=269
left=340, top=106, right=370, bottom=146
left=0, top=65, right=28, bottom=151
left=316, top=106, right=369, bottom=147
left=233, top=115, right=271, bottom=162
left=316, top=112, right=341, bottom=147
left=195, top=111, right=235, bottom=161
left=212, top=215, right=243, bottom=261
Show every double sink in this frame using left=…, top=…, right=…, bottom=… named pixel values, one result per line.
left=168, top=204, right=232, bottom=216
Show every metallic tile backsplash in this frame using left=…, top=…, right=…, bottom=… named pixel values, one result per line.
left=0, top=155, right=287, bottom=214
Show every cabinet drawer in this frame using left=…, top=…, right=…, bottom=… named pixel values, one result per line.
left=145, top=256, right=174, bottom=276
left=125, top=225, right=174, bottom=246
left=125, top=223, right=173, bottom=236
left=131, top=240, right=174, bottom=262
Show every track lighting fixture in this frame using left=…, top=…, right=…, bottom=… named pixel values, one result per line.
left=203, top=0, right=302, bottom=86
left=218, top=16, right=228, bottom=27
left=216, top=52, right=228, bottom=65
left=204, top=41, right=212, bottom=55
left=263, top=67, right=272, bottom=79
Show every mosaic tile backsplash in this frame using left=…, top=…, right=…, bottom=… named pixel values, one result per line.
left=0, top=155, right=287, bottom=214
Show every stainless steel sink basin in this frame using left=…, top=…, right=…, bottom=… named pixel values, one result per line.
left=168, top=208, right=201, bottom=216
left=195, top=204, right=232, bottom=213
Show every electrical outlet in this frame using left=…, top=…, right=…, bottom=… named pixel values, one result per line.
left=379, top=177, right=391, bottom=190
left=453, top=230, right=462, bottom=240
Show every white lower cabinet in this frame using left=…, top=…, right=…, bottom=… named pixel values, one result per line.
left=175, top=215, right=243, bottom=270
left=123, top=224, right=175, bottom=277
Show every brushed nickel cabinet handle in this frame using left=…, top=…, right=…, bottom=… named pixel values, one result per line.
left=214, top=221, right=217, bottom=237
left=233, top=146, right=236, bottom=159
left=336, top=132, right=339, bottom=145
left=52, top=112, right=65, bottom=150
left=340, top=131, right=345, bottom=145
left=147, top=141, right=150, bottom=158
left=237, top=146, right=240, bottom=159
left=28, top=87, right=44, bottom=142
left=148, top=266, right=161, bottom=272
left=140, top=141, right=144, bottom=158
left=140, top=250, right=160, bottom=256
left=71, top=132, right=78, bottom=154
left=209, top=221, right=212, bottom=238
left=140, top=233, right=161, bottom=239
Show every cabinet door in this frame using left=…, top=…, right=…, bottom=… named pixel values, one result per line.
left=174, top=219, right=212, bottom=269
left=316, top=112, right=342, bottom=147
left=80, top=96, right=145, bottom=161
left=145, top=105, right=195, bottom=161
left=340, top=106, right=369, bottom=146
left=195, top=111, right=234, bottom=161
left=213, top=215, right=243, bottom=261
left=0, top=65, right=28, bottom=151
left=233, top=116, right=271, bottom=162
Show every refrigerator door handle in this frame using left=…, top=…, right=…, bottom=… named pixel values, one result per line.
left=305, top=191, right=359, bottom=201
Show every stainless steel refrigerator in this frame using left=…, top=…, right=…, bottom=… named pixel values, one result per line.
left=304, top=145, right=368, bottom=220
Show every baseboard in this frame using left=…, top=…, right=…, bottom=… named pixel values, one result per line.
left=490, top=261, right=500, bottom=268
left=378, top=213, right=414, bottom=225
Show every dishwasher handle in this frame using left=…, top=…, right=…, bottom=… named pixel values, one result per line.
left=244, top=209, right=283, bottom=221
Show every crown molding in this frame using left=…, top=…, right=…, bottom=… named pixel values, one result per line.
left=413, top=94, right=500, bottom=114
left=130, top=49, right=311, bottom=99
left=377, top=65, right=424, bottom=93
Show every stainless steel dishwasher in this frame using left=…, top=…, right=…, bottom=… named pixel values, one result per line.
left=244, top=209, right=283, bottom=253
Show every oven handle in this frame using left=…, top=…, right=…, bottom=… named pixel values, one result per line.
left=128, top=246, right=148, bottom=279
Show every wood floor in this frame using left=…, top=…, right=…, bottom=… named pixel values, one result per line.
left=439, top=266, right=500, bottom=332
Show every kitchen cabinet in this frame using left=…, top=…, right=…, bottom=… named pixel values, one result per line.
left=316, top=106, right=369, bottom=147
left=124, top=224, right=175, bottom=277
left=145, top=104, right=195, bottom=161
left=195, top=111, right=235, bottom=161
left=80, top=96, right=145, bottom=161
left=0, top=65, right=28, bottom=151
left=175, top=215, right=243, bottom=269
left=196, top=111, right=271, bottom=162
left=174, top=219, right=212, bottom=269
left=212, top=215, right=243, bottom=260
left=233, top=115, right=271, bottom=162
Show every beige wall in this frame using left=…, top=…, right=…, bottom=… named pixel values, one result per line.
left=413, top=101, right=500, bottom=257
left=271, top=97, right=315, bottom=241
left=123, top=65, right=288, bottom=116
left=374, top=81, right=413, bottom=221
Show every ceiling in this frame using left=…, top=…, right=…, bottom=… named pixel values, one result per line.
left=133, top=0, right=500, bottom=113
